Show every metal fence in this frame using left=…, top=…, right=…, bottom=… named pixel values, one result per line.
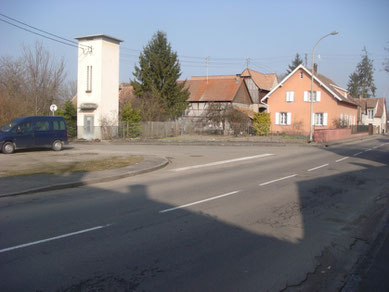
left=351, top=125, right=370, bottom=134
left=118, top=119, right=252, bottom=139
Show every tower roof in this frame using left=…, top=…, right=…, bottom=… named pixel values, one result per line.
left=74, top=34, right=123, bottom=44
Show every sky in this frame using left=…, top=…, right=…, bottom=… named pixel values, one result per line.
left=1, top=0, right=389, bottom=101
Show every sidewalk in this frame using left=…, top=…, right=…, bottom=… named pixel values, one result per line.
left=0, top=154, right=168, bottom=197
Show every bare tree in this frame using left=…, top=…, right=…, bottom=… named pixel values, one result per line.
left=204, top=103, right=251, bottom=135
left=131, top=90, right=169, bottom=122
left=0, top=42, right=66, bottom=124
left=0, top=56, right=31, bottom=124
left=23, top=42, right=66, bottom=114
left=205, top=102, right=229, bottom=133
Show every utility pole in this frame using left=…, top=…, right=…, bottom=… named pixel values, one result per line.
left=206, top=56, right=209, bottom=84
left=309, top=31, right=338, bottom=143
left=305, top=53, right=308, bottom=67
left=246, top=58, right=250, bottom=69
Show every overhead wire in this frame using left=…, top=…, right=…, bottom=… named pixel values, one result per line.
left=0, top=12, right=89, bottom=49
left=0, top=18, right=81, bottom=49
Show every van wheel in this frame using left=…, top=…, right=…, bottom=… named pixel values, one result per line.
left=52, top=140, right=63, bottom=151
left=2, top=142, right=15, bottom=154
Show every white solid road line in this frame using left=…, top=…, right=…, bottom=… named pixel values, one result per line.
left=159, top=191, right=240, bottom=213
left=171, top=154, right=274, bottom=172
left=353, top=152, right=363, bottom=156
left=0, top=224, right=111, bottom=254
left=307, top=164, right=329, bottom=172
left=336, top=157, right=349, bottom=162
left=259, top=174, right=298, bottom=186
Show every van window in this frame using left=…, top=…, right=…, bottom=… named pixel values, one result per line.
left=53, top=120, right=66, bottom=130
left=35, top=121, right=50, bottom=131
left=12, top=122, right=33, bottom=134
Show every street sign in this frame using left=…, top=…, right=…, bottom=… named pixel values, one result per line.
left=50, top=104, right=57, bottom=116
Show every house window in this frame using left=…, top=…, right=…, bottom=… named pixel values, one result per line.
left=275, top=112, right=291, bottom=125
left=300, top=72, right=303, bottom=78
left=314, top=113, right=328, bottom=126
left=367, top=109, right=374, bottom=119
left=286, top=91, right=295, bottom=102
left=86, top=65, right=92, bottom=92
left=304, top=91, right=321, bottom=102
left=280, top=112, right=287, bottom=125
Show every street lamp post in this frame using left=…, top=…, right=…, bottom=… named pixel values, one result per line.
left=309, top=31, right=338, bottom=142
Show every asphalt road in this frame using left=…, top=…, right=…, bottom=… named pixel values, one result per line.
left=0, top=137, right=388, bottom=291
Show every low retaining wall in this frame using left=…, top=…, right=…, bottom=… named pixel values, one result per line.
left=314, top=128, right=369, bottom=143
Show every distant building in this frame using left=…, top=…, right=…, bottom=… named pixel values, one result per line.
left=184, top=69, right=278, bottom=119
left=352, top=97, right=387, bottom=133
left=75, top=34, right=123, bottom=140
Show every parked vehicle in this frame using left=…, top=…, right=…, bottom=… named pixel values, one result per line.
left=0, top=116, right=68, bottom=154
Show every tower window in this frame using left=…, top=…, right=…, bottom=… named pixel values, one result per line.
left=86, top=66, right=92, bottom=92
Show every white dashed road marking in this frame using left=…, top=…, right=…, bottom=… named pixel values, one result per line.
left=307, top=164, right=329, bottom=172
left=259, top=174, right=298, bottom=186
left=159, top=191, right=241, bottom=213
left=0, top=225, right=111, bottom=254
left=171, top=154, right=274, bottom=172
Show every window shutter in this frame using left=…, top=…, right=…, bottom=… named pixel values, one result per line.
left=287, top=113, right=292, bottom=125
left=316, top=91, right=321, bottom=102
left=304, top=91, right=308, bottom=102
left=275, top=112, right=280, bottom=125
left=323, top=113, right=328, bottom=126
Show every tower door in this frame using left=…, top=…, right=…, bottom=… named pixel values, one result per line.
left=84, top=115, right=94, bottom=140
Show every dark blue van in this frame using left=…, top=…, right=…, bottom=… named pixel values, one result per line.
left=0, top=116, right=68, bottom=154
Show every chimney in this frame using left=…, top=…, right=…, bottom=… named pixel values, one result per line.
left=313, top=63, right=318, bottom=75
left=235, top=74, right=241, bottom=84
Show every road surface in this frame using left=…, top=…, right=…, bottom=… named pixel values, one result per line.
left=0, top=137, right=388, bottom=291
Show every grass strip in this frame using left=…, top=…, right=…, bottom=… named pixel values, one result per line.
left=4, top=156, right=144, bottom=177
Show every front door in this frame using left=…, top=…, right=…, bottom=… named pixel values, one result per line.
left=84, top=115, right=94, bottom=140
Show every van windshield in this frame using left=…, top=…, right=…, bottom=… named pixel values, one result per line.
left=0, top=119, right=21, bottom=132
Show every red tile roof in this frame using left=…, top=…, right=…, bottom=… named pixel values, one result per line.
left=309, top=69, right=358, bottom=106
left=240, top=69, right=278, bottom=91
left=185, top=76, right=243, bottom=102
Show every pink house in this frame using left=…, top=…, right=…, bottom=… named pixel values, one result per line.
left=261, top=64, right=358, bottom=136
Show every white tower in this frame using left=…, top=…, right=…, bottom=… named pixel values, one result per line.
left=75, top=34, right=123, bottom=140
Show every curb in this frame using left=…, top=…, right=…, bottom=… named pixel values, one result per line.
left=319, top=134, right=381, bottom=148
left=0, top=156, right=169, bottom=198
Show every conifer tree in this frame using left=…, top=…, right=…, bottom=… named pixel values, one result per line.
left=131, top=31, right=189, bottom=120
left=347, top=47, right=376, bottom=98
left=286, top=53, right=303, bottom=74
left=384, top=44, right=389, bottom=74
